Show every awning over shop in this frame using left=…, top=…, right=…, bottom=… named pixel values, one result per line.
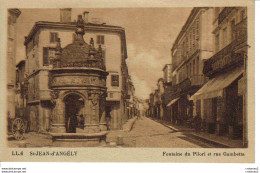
left=190, top=67, right=244, bottom=100
left=167, top=98, right=179, bottom=107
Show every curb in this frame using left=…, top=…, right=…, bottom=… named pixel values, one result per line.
left=185, top=133, right=230, bottom=148
left=151, top=118, right=233, bottom=148
left=123, top=117, right=137, bottom=132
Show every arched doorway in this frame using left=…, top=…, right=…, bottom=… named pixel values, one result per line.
left=63, top=94, right=85, bottom=133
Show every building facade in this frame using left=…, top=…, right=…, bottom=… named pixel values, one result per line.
left=23, top=9, right=130, bottom=132
left=191, top=7, right=247, bottom=145
left=168, top=7, right=214, bottom=125
left=7, top=9, right=21, bottom=120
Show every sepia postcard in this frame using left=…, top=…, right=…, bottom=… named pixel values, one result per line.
left=0, top=0, right=255, bottom=163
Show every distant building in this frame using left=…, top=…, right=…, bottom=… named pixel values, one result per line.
left=22, top=9, right=130, bottom=132
left=191, top=7, right=247, bottom=145
left=162, top=64, right=172, bottom=85
left=7, top=9, right=21, bottom=120
left=168, top=7, right=214, bottom=125
left=126, top=75, right=136, bottom=119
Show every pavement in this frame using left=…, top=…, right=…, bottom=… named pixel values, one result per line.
left=152, top=118, right=245, bottom=148
left=106, top=117, right=209, bottom=148
left=7, top=116, right=243, bottom=148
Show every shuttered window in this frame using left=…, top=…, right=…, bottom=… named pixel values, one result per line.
left=43, top=47, right=49, bottom=66
left=50, top=32, right=58, bottom=43
left=111, top=75, right=119, bottom=87
left=97, top=35, right=105, bottom=44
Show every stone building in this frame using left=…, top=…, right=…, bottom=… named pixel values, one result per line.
left=191, top=7, right=247, bottom=145
left=167, top=7, right=214, bottom=125
left=15, top=60, right=27, bottom=117
left=23, top=9, right=129, bottom=132
left=7, top=9, right=21, bottom=120
left=162, top=64, right=174, bottom=122
left=126, top=75, right=136, bottom=119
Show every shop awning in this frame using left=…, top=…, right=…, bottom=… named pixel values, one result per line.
left=167, top=98, right=179, bottom=107
left=190, top=67, right=244, bottom=100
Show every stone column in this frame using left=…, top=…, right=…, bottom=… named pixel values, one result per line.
left=50, top=98, right=66, bottom=133
left=83, top=92, right=100, bottom=133
left=99, top=95, right=107, bottom=131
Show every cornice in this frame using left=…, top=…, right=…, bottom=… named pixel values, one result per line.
left=24, top=22, right=125, bottom=46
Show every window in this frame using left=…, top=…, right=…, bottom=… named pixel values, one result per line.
left=196, top=56, right=199, bottom=75
left=222, top=27, right=227, bottom=47
left=231, top=20, right=236, bottom=41
left=215, top=34, right=219, bottom=52
left=189, top=63, right=192, bottom=77
left=192, top=27, right=196, bottom=47
left=193, top=59, right=195, bottom=75
left=97, top=35, right=105, bottom=44
left=111, top=75, right=119, bottom=87
left=196, top=19, right=199, bottom=40
left=50, top=32, right=58, bottom=43
left=186, top=65, right=189, bottom=78
left=43, top=47, right=49, bottom=66
left=240, top=10, right=245, bottom=21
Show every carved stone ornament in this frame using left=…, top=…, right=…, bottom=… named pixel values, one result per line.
left=90, top=93, right=99, bottom=106
left=50, top=90, right=59, bottom=104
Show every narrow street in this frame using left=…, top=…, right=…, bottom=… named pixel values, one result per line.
left=107, top=117, right=217, bottom=148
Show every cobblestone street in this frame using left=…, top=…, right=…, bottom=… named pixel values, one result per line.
left=8, top=117, right=218, bottom=148
left=107, top=117, right=216, bottom=148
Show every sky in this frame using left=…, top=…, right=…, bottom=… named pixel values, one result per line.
left=15, top=8, right=192, bottom=100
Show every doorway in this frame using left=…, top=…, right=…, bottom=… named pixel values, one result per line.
left=64, top=94, right=85, bottom=133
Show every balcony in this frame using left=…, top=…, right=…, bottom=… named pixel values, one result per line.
left=203, top=20, right=247, bottom=76
left=218, top=7, right=235, bottom=25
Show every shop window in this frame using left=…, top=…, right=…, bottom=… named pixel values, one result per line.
left=111, top=75, right=119, bottom=87
left=50, top=32, right=58, bottom=43
left=97, top=35, right=105, bottom=44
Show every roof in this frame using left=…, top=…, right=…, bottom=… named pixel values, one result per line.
left=24, top=20, right=128, bottom=60
left=24, top=21, right=124, bottom=45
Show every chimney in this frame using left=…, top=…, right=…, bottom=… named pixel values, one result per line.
left=83, top=11, right=89, bottom=24
left=60, top=8, right=72, bottom=22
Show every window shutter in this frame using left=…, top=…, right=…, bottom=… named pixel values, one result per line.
left=43, top=47, right=49, bottom=66
left=97, top=35, right=100, bottom=44
left=101, top=35, right=105, bottom=44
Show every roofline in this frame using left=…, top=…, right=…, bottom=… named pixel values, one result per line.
left=24, top=21, right=125, bottom=45
left=24, top=21, right=128, bottom=59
